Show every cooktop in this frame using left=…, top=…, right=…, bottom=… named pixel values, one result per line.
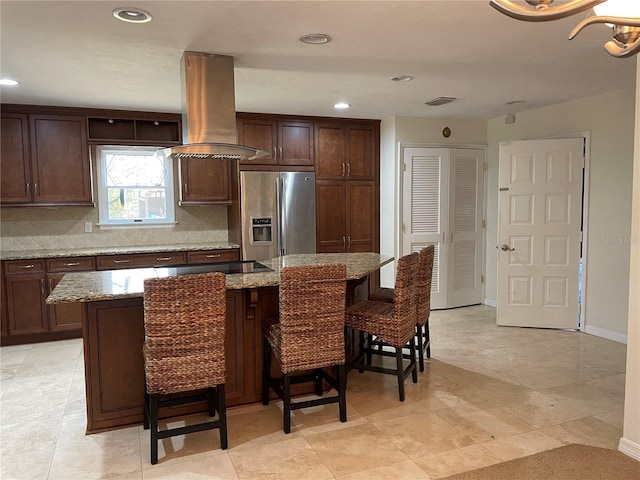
left=155, top=260, right=273, bottom=277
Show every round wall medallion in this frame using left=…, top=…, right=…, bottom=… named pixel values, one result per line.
left=442, top=127, right=451, bottom=138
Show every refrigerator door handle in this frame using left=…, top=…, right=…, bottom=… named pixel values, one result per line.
left=279, top=175, right=286, bottom=256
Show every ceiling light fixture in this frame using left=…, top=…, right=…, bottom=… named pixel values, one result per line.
left=113, top=7, right=152, bottom=23
left=489, top=0, right=640, bottom=57
left=299, top=33, right=331, bottom=45
left=333, top=102, right=350, bottom=109
left=0, top=78, right=20, bottom=86
left=391, top=75, right=415, bottom=82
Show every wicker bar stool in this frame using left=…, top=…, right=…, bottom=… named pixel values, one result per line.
left=345, top=252, right=419, bottom=401
left=142, top=272, right=228, bottom=465
left=369, top=245, right=435, bottom=371
left=262, top=264, right=347, bottom=434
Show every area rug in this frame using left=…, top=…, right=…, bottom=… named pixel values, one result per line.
left=442, top=444, right=640, bottom=480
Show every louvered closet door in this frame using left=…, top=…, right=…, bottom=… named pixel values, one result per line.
left=402, top=148, right=449, bottom=309
left=448, top=149, right=484, bottom=308
left=402, top=147, right=484, bottom=310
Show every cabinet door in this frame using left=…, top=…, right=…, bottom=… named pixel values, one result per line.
left=30, top=115, right=92, bottom=204
left=187, top=249, right=240, bottom=264
left=316, top=181, right=347, bottom=253
left=279, top=121, right=314, bottom=166
left=315, top=124, right=345, bottom=180
left=346, top=125, right=375, bottom=180
left=48, top=273, right=83, bottom=331
left=238, top=118, right=277, bottom=165
left=179, top=157, right=231, bottom=204
left=6, top=273, right=48, bottom=335
left=346, top=181, right=376, bottom=252
left=1, top=113, right=32, bottom=203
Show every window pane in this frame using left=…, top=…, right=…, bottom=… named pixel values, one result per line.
left=107, top=187, right=167, bottom=220
left=105, top=152, right=167, bottom=187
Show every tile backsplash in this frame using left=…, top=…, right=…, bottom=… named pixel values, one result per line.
left=0, top=205, right=229, bottom=251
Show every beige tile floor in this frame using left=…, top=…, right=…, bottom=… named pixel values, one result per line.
left=0, top=305, right=627, bottom=479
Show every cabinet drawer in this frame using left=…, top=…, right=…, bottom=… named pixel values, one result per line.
left=4, top=259, right=45, bottom=275
left=97, top=252, right=187, bottom=270
left=187, top=249, right=240, bottom=264
left=47, top=256, right=96, bottom=272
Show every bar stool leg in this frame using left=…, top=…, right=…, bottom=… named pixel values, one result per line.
left=395, top=348, right=406, bottom=402
left=338, top=364, right=347, bottom=422
left=262, top=339, right=272, bottom=405
left=150, top=393, right=159, bottom=465
left=315, top=369, right=323, bottom=396
left=217, top=384, right=228, bottom=449
left=416, top=324, right=425, bottom=372
left=425, top=322, right=431, bottom=358
left=283, top=374, right=292, bottom=433
left=410, top=338, right=418, bottom=383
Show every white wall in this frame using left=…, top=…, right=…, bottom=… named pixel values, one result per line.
left=620, top=60, right=640, bottom=460
left=486, top=89, right=636, bottom=340
left=379, top=116, right=487, bottom=287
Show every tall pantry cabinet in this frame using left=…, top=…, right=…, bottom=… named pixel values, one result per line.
left=315, top=122, right=379, bottom=253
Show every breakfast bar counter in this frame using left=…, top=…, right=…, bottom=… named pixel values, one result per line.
left=47, top=253, right=392, bottom=433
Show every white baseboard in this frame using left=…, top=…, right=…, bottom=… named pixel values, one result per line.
left=484, top=299, right=497, bottom=307
left=619, top=437, right=640, bottom=461
left=584, top=324, right=627, bottom=344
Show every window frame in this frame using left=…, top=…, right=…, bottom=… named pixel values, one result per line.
left=95, top=145, right=175, bottom=228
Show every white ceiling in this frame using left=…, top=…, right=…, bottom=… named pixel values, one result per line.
left=0, top=0, right=636, bottom=121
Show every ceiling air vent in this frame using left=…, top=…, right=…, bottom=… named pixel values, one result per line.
left=424, top=96, right=457, bottom=107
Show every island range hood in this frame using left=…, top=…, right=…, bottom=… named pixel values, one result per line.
left=166, top=52, right=269, bottom=161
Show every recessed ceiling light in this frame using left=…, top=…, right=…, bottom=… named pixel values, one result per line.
left=113, top=7, right=152, bottom=23
left=299, top=33, right=331, bottom=45
left=333, top=102, right=350, bottom=110
left=0, top=78, right=20, bottom=86
left=391, top=75, right=414, bottom=82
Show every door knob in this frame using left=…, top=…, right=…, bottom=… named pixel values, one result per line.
left=501, top=244, right=515, bottom=252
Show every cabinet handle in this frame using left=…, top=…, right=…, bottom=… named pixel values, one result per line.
left=113, top=259, right=130, bottom=264
left=347, top=163, right=351, bottom=177
left=63, top=262, right=80, bottom=267
left=40, top=279, right=45, bottom=295
left=342, top=236, right=346, bottom=250
left=156, top=257, right=171, bottom=261
left=341, top=163, right=346, bottom=177
left=279, top=146, right=283, bottom=160
left=34, top=182, right=38, bottom=195
left=347, top=236, right=351, bottom=250
left=206, top=254, right=221, bottom=258
left=184, top=183, right=188, bottom=194
left=17, top=264, right=35, bottom=269
left=49, top=278, right=54, bottom=291
left=26, top=183, right=30, bottom=197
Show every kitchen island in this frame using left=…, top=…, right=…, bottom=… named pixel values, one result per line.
left=47, top=253, right=392, bottom=433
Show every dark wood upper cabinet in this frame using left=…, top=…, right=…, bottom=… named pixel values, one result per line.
left=178, top=157, right=232, bottom=205
left=1, top=112, right=92, bottom=206
left=237, top=115, right=314, bottom=166
left=0, top=113, right=31, bottom=203
left=316, top=123, right=376, bottom=180
left=346, top=125, right=376, bottom=180
left=87, top=116, right=181, bottom=145
left=315, top=124, right=346, bottom=180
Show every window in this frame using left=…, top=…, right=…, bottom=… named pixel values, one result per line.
left=96, top=146, right=175, bottom=226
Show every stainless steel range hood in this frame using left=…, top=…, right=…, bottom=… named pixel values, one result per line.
left=166, top=52, right=269, bottom=160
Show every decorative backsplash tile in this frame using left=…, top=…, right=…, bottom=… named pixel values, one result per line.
left=1, top=205, right=229, bottom=251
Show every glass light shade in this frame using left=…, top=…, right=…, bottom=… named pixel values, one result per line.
left=593, top=0, right=640, bottom=18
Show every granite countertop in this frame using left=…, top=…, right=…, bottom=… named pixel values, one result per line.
left=46, top=253, right=393, bottom=304
left=0, top=242, right=239, bottom=261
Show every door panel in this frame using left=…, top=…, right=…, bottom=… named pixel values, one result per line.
left=238, top=118, right=277, bottom=165
left=497, top=138, right=583, bottom=329
left=346, top=181, right=375, bottom=252
left=346, top=125, right=375, bottom=180
left=0, top=114, right=31, bottom=203
left=279, top=121, right=314, bottom=166
left=316, top=181, right=346, bottom=252
left=315, top=124, right=345, bottom=179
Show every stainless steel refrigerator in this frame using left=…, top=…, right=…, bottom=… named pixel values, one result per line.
left=240, top=171, right=316, bottom=261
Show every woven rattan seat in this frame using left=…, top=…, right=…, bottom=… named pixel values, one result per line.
left=262, top=263, right=347, bottom=433
left=142, top=272, right=228, bottom=464
left=345, top=252, right=419, bottom=401
left=369, top=245, right=435, bottom=371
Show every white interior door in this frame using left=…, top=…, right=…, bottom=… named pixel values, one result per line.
left=497, top=138, right=583, bottom=328
left=448, top=149, right=485, bottom=308
left=401, top=147, right=485, bottom=310
left=402, top=147, right=449, bottom=309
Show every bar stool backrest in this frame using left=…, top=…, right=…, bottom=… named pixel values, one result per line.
left=393, top=252, right=419, bottom=345
left=417, top=245, right=435, bottom=327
